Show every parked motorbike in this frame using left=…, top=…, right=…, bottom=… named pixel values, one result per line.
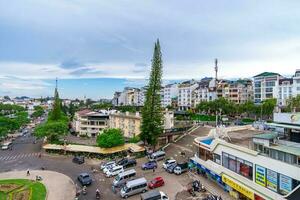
left=96, top=189, right=100, bottom=199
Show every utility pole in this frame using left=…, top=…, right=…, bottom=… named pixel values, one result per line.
left=215, top=58, right=218, bottom=127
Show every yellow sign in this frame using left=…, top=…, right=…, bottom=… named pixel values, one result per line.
left=222, top=174, right=254, bottom=200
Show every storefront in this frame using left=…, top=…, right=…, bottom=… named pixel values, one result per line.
left=190, top=159, right=223, bottom=186
left=222, top=174, right=255, bottom=200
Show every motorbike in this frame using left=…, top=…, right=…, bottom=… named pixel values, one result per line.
left=35, top=175, right=42, bottom=181
left=82, top=186, right=87, bottom=195
left=96, top=190, right=100, bottom=199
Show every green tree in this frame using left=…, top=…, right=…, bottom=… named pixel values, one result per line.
left=49, top=87, right=62, bottom=121
left=96, top=128, right=125, bottom=148
left=32, top=106, right=44, bottom=118
left=34, top=121, right=68, bottom=143
left=141, top=40, right=163, bottom=147
left=286, top=95, right=300, bottom=112
left=262, top=98, right=277, bottom=119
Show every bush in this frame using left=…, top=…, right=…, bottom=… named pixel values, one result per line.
left=34, top=121, right=68, bottom=143
left=128, top=135, right=141, bottom=143
left=96, top=128, right=125, bottom=148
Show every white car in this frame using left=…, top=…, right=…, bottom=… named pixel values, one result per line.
left=101, top=161, right=116, bottom=170
left=106, top=165, right=124, bottom=178
left=163, top=159, right=176, bottom=169
left=103, top=163, right=116, bottom=174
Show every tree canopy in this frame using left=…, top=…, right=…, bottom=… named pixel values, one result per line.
left=31, top=106, right=44, bottom=119
left=141, top=40, right=164, bottom=147
left=96, top=128, right=125, bottom=148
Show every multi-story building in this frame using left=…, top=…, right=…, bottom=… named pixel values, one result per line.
left=109, top=110, right=175, bottom=138
left=191, top=113, right=300, bottom=200
left=161, top=83, right=179, bottom=107
left=178, top=80, right=198, bottom=110
left=228, top=79, right=253, bottom=104
left=115, top=87, right=144, bottom=106
left=292, top=70, right=300, bottom=97
left=192, top=78, right=217, bottom=107
left=276, top=79, right=293, bottom=106
left=253, top=72, right=283, bottom=104
left=73, top=109, right=109, bottom=137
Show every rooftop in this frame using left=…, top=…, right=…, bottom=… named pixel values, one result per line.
left=226, top=129, right=265, bottom=148
left=252, top=132, right=278, bottom=140
left=253, top=71, right=281, bottom=78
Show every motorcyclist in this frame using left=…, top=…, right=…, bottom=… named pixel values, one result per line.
left=96, top=188, right=100, bottom=199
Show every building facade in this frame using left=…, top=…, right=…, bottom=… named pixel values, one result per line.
left=73, top=109, right=109, bottom=137
left=109, top=110, right=175, bottom=138
left=161, top=83, right=179, bottom=107
left=191, top=122, right=300, bottom=200
left=253, top=72, right=283, bottom=104
left=178, top=80, right=198, bottom=110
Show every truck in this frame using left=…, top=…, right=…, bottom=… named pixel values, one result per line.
left=173, top=162, right=189, bottom=175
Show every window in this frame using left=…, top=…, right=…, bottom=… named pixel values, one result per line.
left=237, top=158, right=253, bottom=180
left=213, top=154, right=221, bottom=164
left=222, top=153, right=229, bottom=168
left=228, top=155, right=237, bottom=172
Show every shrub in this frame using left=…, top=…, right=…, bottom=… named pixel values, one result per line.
left=96, top=128, right=125, bottom=148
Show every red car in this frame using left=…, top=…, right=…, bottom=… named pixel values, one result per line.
left=148, top=177, right=165, bottom=189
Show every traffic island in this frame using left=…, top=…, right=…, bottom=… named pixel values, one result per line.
left=0, top=170, right=76, bottom=200
left=0, top=179, right=46, bottom=200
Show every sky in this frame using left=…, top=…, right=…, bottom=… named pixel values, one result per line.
left=1, top=0, right=300, bottom=99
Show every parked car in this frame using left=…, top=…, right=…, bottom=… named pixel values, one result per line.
left=141, top=190, right=169, bottom=200
left=121, top=158, right=137, bottom=169
left=149, top=151, right=166, bottom=161
left=166, top=163, right=177, bottom=173
left=162, top=159, right=176, bottom=169
left=100, top=160, right=116, bottom=170
left=117, top=158, right=129, bottom=166
left=103, top=163, right=117, bottom=173
left=113, top=169, right=136, bottom=188
left=148, top=177, right=165, bottom=189
left=173, top=162, right=189, bottom=175
left=77, top=173, right=92, bottom=186
left=106, top=165, right=124, bottom=177
left=72, top=155, right=85, bottom=164
left=142, top=161, right=157, bottom=170
left=120, top=177, right=148, bottom=198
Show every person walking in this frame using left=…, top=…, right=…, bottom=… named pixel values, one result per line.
left=26, top=169, right=30, bottom=176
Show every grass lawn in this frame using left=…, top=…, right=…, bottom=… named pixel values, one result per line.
left=191, top=114, right=216, bottom=121
left=0, top=179, right=46, bottom=200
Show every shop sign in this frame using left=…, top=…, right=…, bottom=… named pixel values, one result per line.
left=222, top=174, right=254, bottom=200
left=255, top=165, right=266, bottom=187
left=279, top=174, right=292, bottom=195
left=266, top=169, right=278, bottom=192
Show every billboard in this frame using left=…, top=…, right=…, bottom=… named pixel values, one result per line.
left=279, top=174, right=292, bottom=195
left=255, top=165, right=266, bottom=187
left=266, top=169, right=278, bottom=192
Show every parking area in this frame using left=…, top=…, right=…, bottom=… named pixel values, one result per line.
left=76, top=126, right=214, bottom=200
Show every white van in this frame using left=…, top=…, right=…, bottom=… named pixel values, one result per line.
left=106, top=165, right=124, bottom=177
left=1, top=142, right=12, bottom=150
left=113, top=169, right=136, bottom=187
left=120, top=177, right=147, bottom=198
left=149, top=151, right=165, bottom=162
left=141, top=190, right=169, bottom=200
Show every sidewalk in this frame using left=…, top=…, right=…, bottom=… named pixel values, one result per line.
left=188, top=172, right=233, bottom=200
left=0, top=170, right=76, bottom=200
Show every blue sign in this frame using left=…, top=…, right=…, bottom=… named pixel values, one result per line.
left=279, top=174, right=292, bottom=195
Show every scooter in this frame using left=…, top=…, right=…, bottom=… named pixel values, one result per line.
left=82, top=186, right=87, bottom=195
left=96, top=190, right=100, bottom=199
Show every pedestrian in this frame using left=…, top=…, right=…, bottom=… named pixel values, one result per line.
left=38, top=153, right=41, bottom=158
left=153, top=167, right=155, bottom=173
left=26, top=169, right=30, bottom=176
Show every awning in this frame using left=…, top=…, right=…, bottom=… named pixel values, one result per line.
left=266, top=122, right=300, bottom=130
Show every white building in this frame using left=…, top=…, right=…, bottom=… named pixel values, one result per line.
left=193, top=78, right=217, bottom=107
left=73, top=109, right=109, bottom=137
left=178, top=80, right=198, bottom=110
left=276, top=79, right=293, bottom=106
left=191, top=123, right=300, bottom=200
left=161, top=83, right=178, bottom=107
left=253, top=72, right=283, bottom=104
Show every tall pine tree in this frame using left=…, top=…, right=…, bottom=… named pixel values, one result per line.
left=141, top=39, right=163, bottom=148
left=49, top=80, right=62, bottom=121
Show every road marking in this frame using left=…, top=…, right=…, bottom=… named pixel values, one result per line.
left=0, top=153, right=39, bottom=162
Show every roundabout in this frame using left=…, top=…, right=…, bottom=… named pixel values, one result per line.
left=0, top=170, right=76, bottom=200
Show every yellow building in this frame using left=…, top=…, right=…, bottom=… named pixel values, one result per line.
left=109, top=111, right=174, bottom=138
left=109, top=112, right=141, bottom=138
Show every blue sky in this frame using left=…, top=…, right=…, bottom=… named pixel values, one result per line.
left=1, top=1, right=300, bottom=99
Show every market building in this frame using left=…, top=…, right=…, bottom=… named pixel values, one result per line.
left=190, top=123, right=300, bottom=200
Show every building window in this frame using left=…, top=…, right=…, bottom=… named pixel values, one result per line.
left=213, top=154, right=221, bottom=164
left=237, top=158, right=253, bottom=180
left=222, top=153, right=229, bottom=168
left=228, top=155, right=237, bottom=172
